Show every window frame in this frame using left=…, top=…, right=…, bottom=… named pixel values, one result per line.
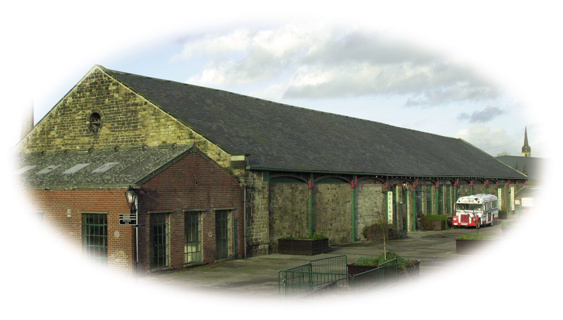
left=149, top=212, right=170, bottom=269
left=82, top=212, right=108, bottom=264
left=184, top=210, right=203, bottom=264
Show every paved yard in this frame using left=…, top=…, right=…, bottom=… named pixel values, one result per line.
left=137, top=215, right=514, bottom=298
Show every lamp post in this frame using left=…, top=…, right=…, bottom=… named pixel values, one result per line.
left=124, top=186, right=139, bottom=271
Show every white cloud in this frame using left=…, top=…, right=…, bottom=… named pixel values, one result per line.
left=455, top=124, right=517, bottom=156
left=175, top=24, right=500, bottom=107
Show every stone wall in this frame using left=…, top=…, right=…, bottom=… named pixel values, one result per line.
left=269, top=181, right=309, bottom=252
left=314, top=183, right=352, bottom=245
left=245, top=171, right=270, bottom=256
left=18, top=67, right=242, bottom=179
left=357, top=182, right=385, bottom=239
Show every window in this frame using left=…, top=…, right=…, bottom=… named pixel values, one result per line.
left=185, top=211, right=202, bottom=264
left=150, top=213, right=170, bottom=269
left=88, top=112, right=102, bottom=133
left=82, top=213, right=108, bottom=264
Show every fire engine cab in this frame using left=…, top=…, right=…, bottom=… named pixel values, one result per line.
left=453, top=194, right=498, bottom=228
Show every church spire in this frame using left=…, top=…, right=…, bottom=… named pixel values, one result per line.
left=522, top=127, right=531, bottom=157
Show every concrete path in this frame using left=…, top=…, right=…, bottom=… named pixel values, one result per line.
left=137, top=215, right=517, bottom=299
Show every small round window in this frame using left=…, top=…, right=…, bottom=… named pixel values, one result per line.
left=88, top=112, right=102, bottom=133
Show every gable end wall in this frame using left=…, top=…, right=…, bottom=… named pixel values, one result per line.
left=19, top=67, right=240, bottom=177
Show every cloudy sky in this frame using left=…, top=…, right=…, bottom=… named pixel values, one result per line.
left=3, top=1, right=560, bottom=318
left=27, top=22, right=539, bottom=158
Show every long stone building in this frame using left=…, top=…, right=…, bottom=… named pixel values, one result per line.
left=17, top=65, right=527, bottom=273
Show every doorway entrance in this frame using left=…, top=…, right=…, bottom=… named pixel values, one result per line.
left=215, top=210, right=231, bottom=260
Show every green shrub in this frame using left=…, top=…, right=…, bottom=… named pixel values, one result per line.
left=424, top=215, right=448, bottom=221
left=362, top=223, right=407, bottom=240
left=419, top=214, right=449, bottom=230
left=456, top=234, right=494, bottom=240
left=308, top=232, right=328, bottom=240
left=354, top=251, right=413, bottom=270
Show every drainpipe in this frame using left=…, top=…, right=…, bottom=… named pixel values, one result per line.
left=435, top=181, right=440, bottom=215
left=308, top=175, right=314, bottom=237
left=412, top=179, right=419, bottom=231
left=351, top=175, right=358, bottom=242
left=243, top=185, right=247, bottom=259
left=134, top=196, right=139, bottom=272
left=453, top=179, right=459, bottom=215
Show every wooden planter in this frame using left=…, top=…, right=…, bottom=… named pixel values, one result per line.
left=456, top=239, right=495, bottom=254
left=347, top=264, right=378, bottom=277
left=277, top=238, right=329, bottom=255
left=498, top=211, right=508, bottom=219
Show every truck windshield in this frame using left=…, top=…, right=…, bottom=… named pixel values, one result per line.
left=457, top=203, right=483, bottom=211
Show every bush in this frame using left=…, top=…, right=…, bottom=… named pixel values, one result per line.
left=456, top=234, right=494, bottom=240
left=354, top=251, right=413, bottom=270
left=419, top=214, right=449, bottom=230
left=362, top=223, right=407, bottom=240
left=424, top=214, right=448, bottom=221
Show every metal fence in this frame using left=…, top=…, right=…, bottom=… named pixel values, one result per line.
left=279, top=255, right=400, bottom=297
left=278, top=255, right=349, bottom=297
left=349, top=258, right=398, bottom=291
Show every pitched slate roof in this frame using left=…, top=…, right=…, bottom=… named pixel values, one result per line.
left=19, top=144, right=193, bottom=189
left=496, top=155, right=542, bottom=182
left=100, top=66, right=525, bottom=180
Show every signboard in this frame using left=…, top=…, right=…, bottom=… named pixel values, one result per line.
left=119, top=214, right=137, bottom=225
left=387, top=191, right=393, bottom=224
left=497, top=188, right=502, bottom=210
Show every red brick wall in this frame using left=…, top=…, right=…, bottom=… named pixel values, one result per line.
left=26, top=149, right=244, bottom=274
left=138, top=149, right=244, bottom=272
left=27, top=189, right=135, bottom=273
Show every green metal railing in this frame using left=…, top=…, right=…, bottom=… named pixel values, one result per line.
left=350, top=258, right=398, bottom=290
left=278, top=255, right=349, bottom=297
left=279, top=255, right=400, bottom=297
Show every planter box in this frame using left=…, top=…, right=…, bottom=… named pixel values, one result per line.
left=277, top=238, right=329, bottom=255
left=347, top=264, right=378, bottom=277
left=347, top=260, right=420, bottom=278
left=456, top=239, right=495, bottom=254
left=498, top=211, right=508, bottom=219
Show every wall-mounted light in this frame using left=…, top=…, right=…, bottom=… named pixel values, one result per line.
left=125, top=186, right=137, bottom=214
